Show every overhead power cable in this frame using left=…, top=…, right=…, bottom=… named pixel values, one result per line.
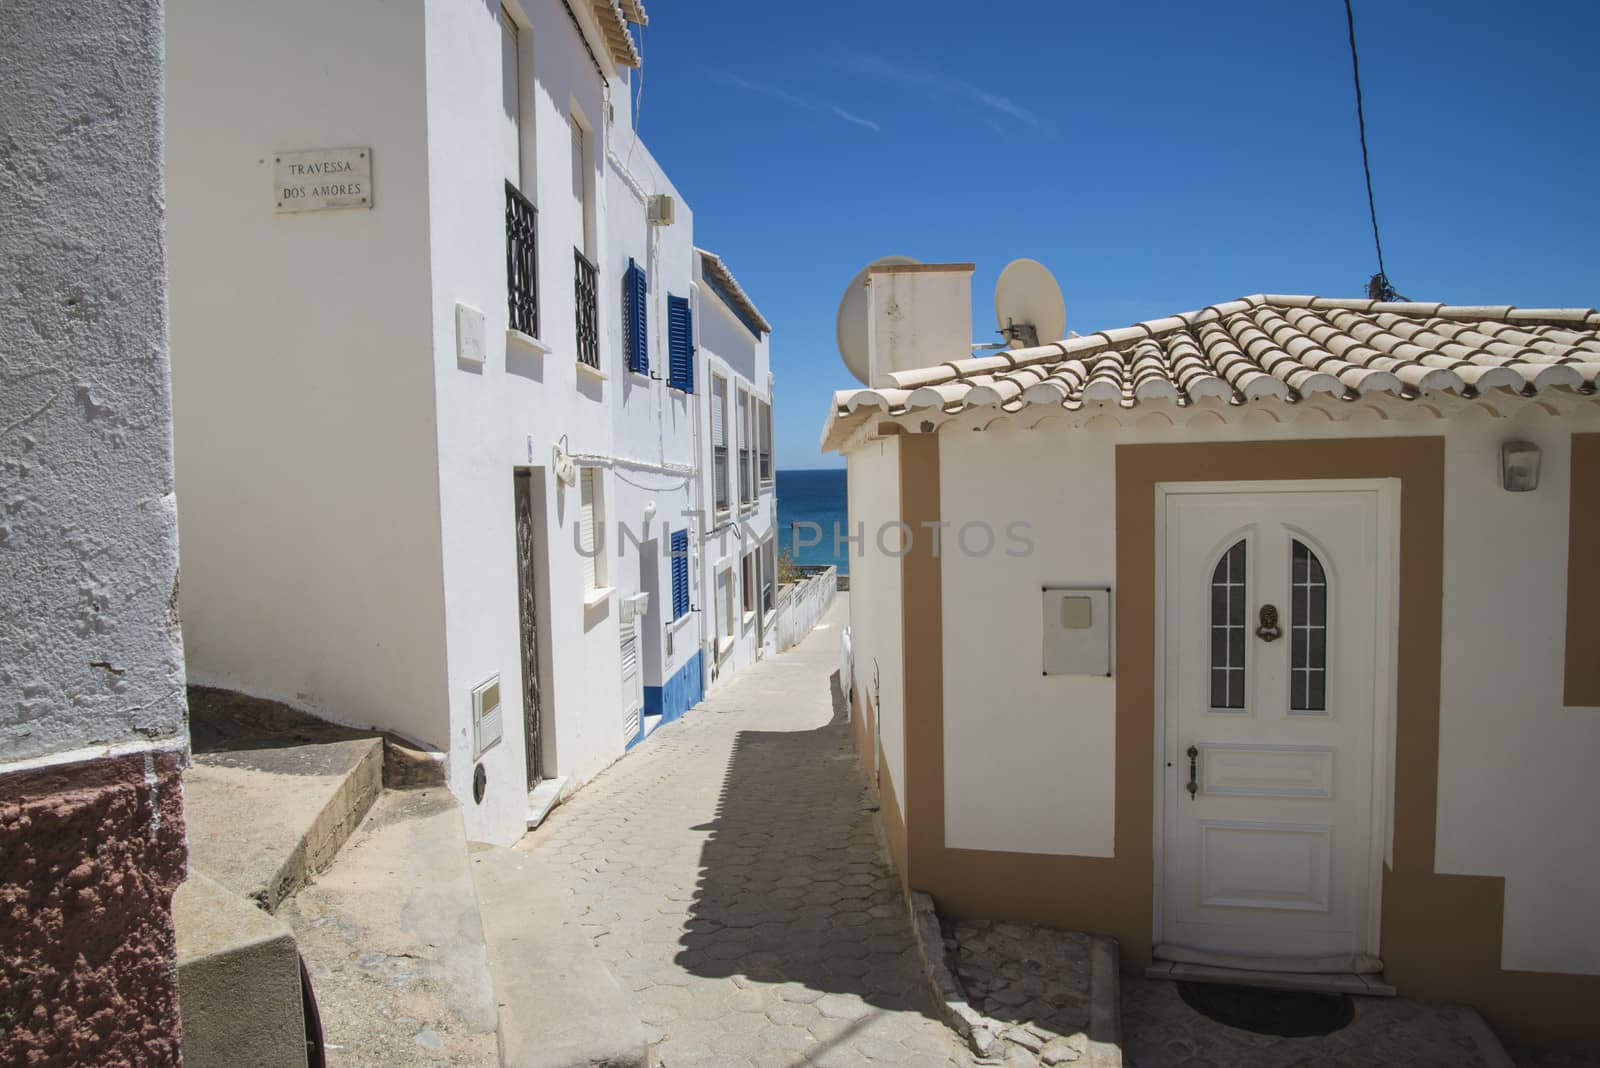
left=1344, top=0, right=1403, bottom=302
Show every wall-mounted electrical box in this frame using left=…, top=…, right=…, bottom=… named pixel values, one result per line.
left=472, top=674, right=503, bottom=758
left=648, top=194, right=675, bottom=226
left=1042, top=587, right=1112, bottom=676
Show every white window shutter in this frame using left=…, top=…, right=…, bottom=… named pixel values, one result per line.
left=579, top=468, right=597, bottom=590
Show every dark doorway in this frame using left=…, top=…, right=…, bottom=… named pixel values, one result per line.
left=514, top=471, right=545, bottom=788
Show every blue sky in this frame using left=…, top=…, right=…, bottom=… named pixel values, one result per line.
left=630, top=1, right=1600, bottom=470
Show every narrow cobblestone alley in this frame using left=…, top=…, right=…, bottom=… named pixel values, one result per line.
left=521, top=596, right=973, bottom=1067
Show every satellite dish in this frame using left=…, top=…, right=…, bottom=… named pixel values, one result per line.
left=995, top=258, right=1066, bottom=349
left=835, top=255, right=921, bottom=384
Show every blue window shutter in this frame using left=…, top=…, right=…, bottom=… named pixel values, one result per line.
left=670, top=530, right=689, bottom=619
left=626, top=259, right=648, bottom=374
left=667, top=295, right=694, bottom=392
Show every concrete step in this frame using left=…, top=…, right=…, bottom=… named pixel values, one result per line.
left=468, top=843, right=649, bottom=1068
left=183, top=730, right=384, bottom=912
left=175, top=869, right=309, bottom=1068
left=183, top=686, right=446, bottom=912
left=280, top=788, right=499, bottom=1067
left=525, top=775, right=568, bottom=830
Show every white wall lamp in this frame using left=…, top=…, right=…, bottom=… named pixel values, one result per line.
left=1500, top=440, right=1542, bottom=492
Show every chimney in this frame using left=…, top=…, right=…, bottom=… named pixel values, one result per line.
left=866, top=263, right=974, bottom=388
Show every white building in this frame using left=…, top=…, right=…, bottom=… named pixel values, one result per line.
left=166, top=0, right=772, bottom=844
left=694, top=249, right=778, bottom=687
left=825, top=264, right=1600, bottom=1049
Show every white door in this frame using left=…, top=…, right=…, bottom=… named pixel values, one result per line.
left=1161, top=485, right=1385, bottom=963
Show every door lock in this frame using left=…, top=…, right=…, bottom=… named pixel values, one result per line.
left=1186, top=744, right=1199, bottom=800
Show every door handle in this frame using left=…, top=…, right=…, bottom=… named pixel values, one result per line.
left=1186, top=745, right=1199, bottom=800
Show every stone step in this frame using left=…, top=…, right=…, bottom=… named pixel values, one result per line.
left=468, top=843, right=649, bottom=1068
left=280, top=788, right=500, bottom=1067
left=183, top=731, right=384, bottom=912
left=174, top=869, right=308, bottom=1068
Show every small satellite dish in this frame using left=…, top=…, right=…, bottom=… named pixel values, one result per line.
left=995, top=258, right=1066, bottom=349
left=835, top=255, right=921, bottom=384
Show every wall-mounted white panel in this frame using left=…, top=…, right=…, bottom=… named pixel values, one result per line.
left=1043, top=586, right=1111, bottom=676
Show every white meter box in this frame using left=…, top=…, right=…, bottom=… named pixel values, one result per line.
left=472, top=674, right=503, bottom=759
left=1042, top=587, right=1111, bottom=676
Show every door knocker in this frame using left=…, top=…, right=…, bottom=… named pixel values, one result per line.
left=1255, top=604, right=1282, bottom=642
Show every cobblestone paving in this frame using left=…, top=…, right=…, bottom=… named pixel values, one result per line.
left=1121, top=976, right=1510, bottom=1067
left=522, top=597, right=972, bottom=1067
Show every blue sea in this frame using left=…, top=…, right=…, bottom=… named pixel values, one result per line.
left=775, top=468, right=850, bottom=574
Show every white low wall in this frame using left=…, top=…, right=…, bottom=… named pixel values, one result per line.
left=774, top=567, right=837, bottom=652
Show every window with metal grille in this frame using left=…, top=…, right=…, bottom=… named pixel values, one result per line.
left=670, top=529, right=689, bottom=620
left=667, top=294, right=693, bottom=392
left=573, top=248, right=598, bottom=368
left=1291, top=540, right=1328, bottom=712
left=711, top=375, right=729, bottom=513
left=623, top=258, right=647, bottom=374
left=1210, top=539, right=1247, bottom=710
left=505, top=182, right=539, bottom=338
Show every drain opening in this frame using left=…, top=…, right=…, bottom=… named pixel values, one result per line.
left=1177, top=982, right=1355, bottom=1038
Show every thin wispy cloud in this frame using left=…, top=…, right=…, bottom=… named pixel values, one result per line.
left=838, top=50, right=1053, bottom=136
left=830, top=106, right=882, bottom=133
left=708, top=70, right=883, bottom=134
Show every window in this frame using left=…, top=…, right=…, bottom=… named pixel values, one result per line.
left=506, top=183, right=539, bottom=338
left=570, top=117, right=589, bottom=255
left=499, top=7, right=522, bottom=187
left=757, top=399, right=772, bottom=484
left=623, top=258, right=647, bottom=374
left=761, top=539, right=776, bottom=616
left=670, top=529, right=689, bottom=620
left=578, top=467, right=607, bottom=593
left=1290, top=540, right=1328, bottom=712
left=711, top=375, right=729, bottom=514
left=741, top=551, right=755, bottom=619
left=717, top=567, right=735, bottom=647
left=1210, top=540, right=1247, bottom=710
left=667, top=294, right=694, bottom=392
left=737, top=389, right=751, bottom=508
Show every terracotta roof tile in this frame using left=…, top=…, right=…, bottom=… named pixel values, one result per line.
left=832, top=295, right=1600, bottom=422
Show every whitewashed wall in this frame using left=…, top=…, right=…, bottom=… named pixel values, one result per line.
left=166, top=0, right=449, bottom=751
left=602, top=128, right=701, bottom=705
left=696, top=268, right=775, bottom=689
left=3, top=0, right=185, bottom=766
left=421, top=0, right=640, bottom=842
left=1435, top=420, right=1600, bottom=974
left=846, top=438, right=905, bottom=797
left=880, top=407, right=1600, bottom=973
left=168, top=0, right=658, bottom=843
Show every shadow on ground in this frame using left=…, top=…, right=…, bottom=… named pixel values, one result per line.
left=673, top=670, right=940, bottom=1022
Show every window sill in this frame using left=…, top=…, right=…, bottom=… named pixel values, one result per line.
left=583, top=585, right=613, bottom=610
left=717, top=636, right=735, bottom=660
left=742, top=609, right=756, bottom=629
left=507, top=329, right=552, bottom=356
left=576, top=361, right=608, bottom=384
left=739, top=503, right=757, bottom=518
left=670, top=611, right=695, bottom=632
